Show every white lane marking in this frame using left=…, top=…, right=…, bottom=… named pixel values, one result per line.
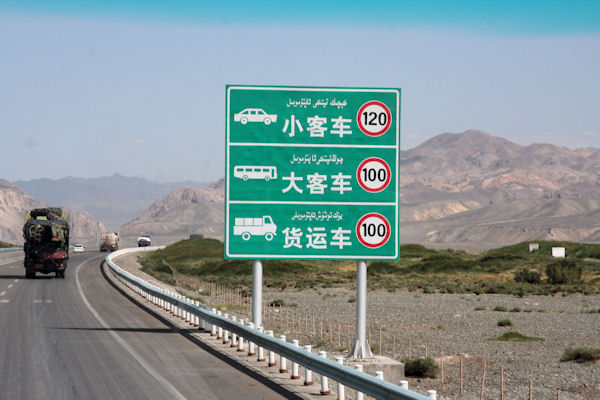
left=0, top=300, right=9, bottom=303
left=75, top=258, right=186, bottom=400
left=0, top=291, right=6, bottom=296
left=13, top=279, right=18, bottom=283
left=7, top=285, right=13, bottom=289
left=33, top=300, right=42, bottom=303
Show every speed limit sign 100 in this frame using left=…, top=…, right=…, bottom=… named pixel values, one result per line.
left=357, top=157, right=391, bottom=193
left=356, top=213, right=391, bottom=248
left=357, top=100, right=392, bottom=137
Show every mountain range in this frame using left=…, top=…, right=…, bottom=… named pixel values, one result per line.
left=2, top=130, right=599, bottom=249
left=14, top=173, right=207, bottom=230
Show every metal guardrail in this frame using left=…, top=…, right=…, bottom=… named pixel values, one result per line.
left=105, top=247, right=431, bottom=400
left=0, top=247, right=22, bottom=252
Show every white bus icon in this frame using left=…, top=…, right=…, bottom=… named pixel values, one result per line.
left=234, top=165, right=277, bottom=181
left=233, top=216, right=277, bottom=241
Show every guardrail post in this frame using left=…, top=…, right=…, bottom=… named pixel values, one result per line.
left=291, top=340, right=300, bottom=379
left=304, top=345, right=314, bottom=385
left=237, top=319, right=245, bottom=351
left=257, top=326, right=265, bottom=362
left=375, top=371, right=384, bottom=381
left=210, top=308, right=217, bottom=336
left=319, top=351, right=330, bottom=395
left=248, top=322, right=256, bottom=356
left=355, top=365, right=363, bottom=400
left=279, top=335, right=288, bottom=373
left=336, top=356, right=345, bottom=399
left=223, top=314, right=230, bottom=344
left=217, top=311, right=223, bottom=339
left=427, top=389, right=437, bottom=399
left=231, top=317, right=238, bottom=347
left=194, top=301, right=200, bottom=327
left=399, top=380, right=408, bottom=390
left=267, top=331, right=277, bottom=366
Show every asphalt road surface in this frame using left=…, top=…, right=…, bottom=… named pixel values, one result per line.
left=0, top=251, right=291, bottom=400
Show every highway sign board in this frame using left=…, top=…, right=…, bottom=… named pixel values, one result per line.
left=225, top=85, right=400, bottom=260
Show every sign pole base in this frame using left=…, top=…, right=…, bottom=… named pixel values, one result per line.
left=349, top=260, right=372, bottom=359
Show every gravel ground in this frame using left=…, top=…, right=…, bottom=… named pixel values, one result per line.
left=116, top=254, right=600, bottom=399
left=256, top=288, right=600, bottom=400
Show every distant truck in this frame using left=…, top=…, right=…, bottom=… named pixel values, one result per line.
left=233, top=216, right=277, bottom=241
left=137, top=235, right=151, bottom=247
left=23, top=207, right=69, bottom=279
left=100, top=232, right=119, bottom=252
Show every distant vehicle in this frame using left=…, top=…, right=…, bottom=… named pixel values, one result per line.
left=234, top=165, right=277, bottom=181
left=72, top=243, right=84, bottom=253
left=234, top=108, right=277, bottom=125
left=23, top=207, right=69, bottom=279
left=233, top=216, right=277, bottom=241
left=137, top=235, right=151, bottom=247
left=100, top=232, right=119, bottom=252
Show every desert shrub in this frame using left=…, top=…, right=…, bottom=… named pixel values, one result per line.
left=514, top=267, right=542, bottom=284
left=546, top=259, right=582, bottom=284
left=403, top=357, right=439, bottom=378
left=560, top=347, right=600, bottom=363
left=510, top=307, right=522, bottom=313
left=269, top=299, right=285, bottom=307
left=497, top=319, right=513, bottom=327
left=493, top=306, right=508, bottom=312
left=368, top=261, right=400, bottom=274
left=487, top=331, right=544, bottom=342
left=474, top=306, right=486, bottom=311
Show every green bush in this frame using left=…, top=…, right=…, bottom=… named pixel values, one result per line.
left=546, top=259, right=582, bottom=284
left=497, top=319, right=513, bottom=327
left=514, top=268, right=541, bottom=284
left=403, top=357, right=439, bottom=378
left=560, top=347, right=600, bottom=363
left=487, top=331, right=544, bottom=342
left=493, top=306, right=508, bottom=312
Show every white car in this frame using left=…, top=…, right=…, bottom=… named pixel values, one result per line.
left=73, top=243, right=84, bottom=253
left=234, top=108, right=277, bottom=125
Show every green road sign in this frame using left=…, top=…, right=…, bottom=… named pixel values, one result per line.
left=225, top=85, right=400, bottom=260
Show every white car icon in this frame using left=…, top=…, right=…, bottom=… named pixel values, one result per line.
left=234, top=108, right=277, bottom=125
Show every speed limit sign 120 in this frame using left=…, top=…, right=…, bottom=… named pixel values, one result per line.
left=357, top=100, right=392, bottom=137
left=356, top=213, right=391, bottom=248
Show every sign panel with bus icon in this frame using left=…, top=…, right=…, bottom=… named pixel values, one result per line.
left=233, top=216, right=277, bottom=241
left=233, top=165, right=277, bottom=181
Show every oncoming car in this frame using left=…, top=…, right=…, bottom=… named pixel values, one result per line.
left=233, top=108, right=277, bottom=125
left=72, top=243, right=84, bottom=253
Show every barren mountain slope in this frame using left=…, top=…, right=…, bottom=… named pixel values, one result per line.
left=0, top=179, right=106, bottom=245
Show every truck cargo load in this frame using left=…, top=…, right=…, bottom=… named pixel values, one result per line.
left=23, top=207, right=69, bottom=279
left=100, top=232, right=119, bottom=252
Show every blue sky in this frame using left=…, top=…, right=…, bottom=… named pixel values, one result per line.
left=1, top=1, right=599, bottom=183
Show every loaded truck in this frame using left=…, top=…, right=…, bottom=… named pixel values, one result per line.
left=23, top=207, right=69, bottom=279
left=100, top=232, right=119, bottom=252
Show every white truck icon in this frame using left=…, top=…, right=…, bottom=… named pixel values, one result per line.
left=233, top=216, right=277, bottom=241
left=234, top=108, right=278, bottom=125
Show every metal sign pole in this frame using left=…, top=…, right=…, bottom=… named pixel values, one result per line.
left=350, top=260, right=372, bottom=358
left=252, top=259, right=263, bottom=328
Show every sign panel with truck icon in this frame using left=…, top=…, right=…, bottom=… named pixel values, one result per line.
left=225, top=85, right=400, bottom=259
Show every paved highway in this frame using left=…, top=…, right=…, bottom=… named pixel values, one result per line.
left=0, top=251, right=291, bottom=400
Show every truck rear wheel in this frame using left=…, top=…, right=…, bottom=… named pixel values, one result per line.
left=25, top=269, right=35, bottom=279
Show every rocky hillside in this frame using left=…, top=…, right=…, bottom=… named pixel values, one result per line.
left=400, top=130, right=600, bottom=248
left=118, top=179, right=224, bottom=246
left=0, top=179, right=106, bottom=246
